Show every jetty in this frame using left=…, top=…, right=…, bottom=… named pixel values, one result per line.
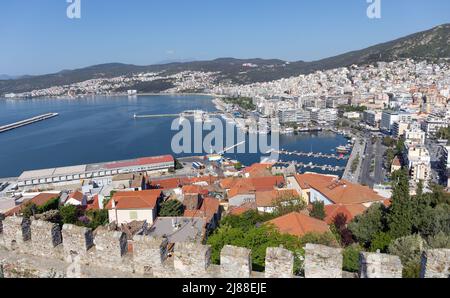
left=269, top=149, right=350, bottom=160
left=133, top=110, right=221, bottom=119
left=0, top=113, right=59, bottom=133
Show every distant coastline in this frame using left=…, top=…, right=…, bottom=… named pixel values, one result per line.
left=0, top=92, right=224, bottom=101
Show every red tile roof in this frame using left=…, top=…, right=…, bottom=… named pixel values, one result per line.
left=68, top=191, right=84, bottom=202
left=5, top=193, right=59, bottom=216
left=106, top=190, right=161, bottom=210
left=267, top=212, right=331, bottom=237
left=224, top=176, right=286, bottom=198
left=243, top=163, right=273, bottom=177
left=256, top=189, right=299, bottom=207
left=324, top=204, right=368, bottom=225
left=105, top=155, right=174, bottom=169
left=295, top=174, right=384, bottom=205
left=183, top=197, right=220, bottom=223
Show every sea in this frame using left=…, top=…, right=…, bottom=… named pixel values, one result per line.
left=0, top=95, right=349, bottom=178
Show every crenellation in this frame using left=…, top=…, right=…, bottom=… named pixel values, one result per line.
left=420, top=249, right=450, bottom=278
left=359, top=252, right=403, bottom=278
left=220, top=245, right=252, bottom=278
left=265, top=247, right=294, bottom=278
left=132, top=235, right=169, bottom=276
left=30, top=220, right=63, bottom=258
left=1, top=216, right=31, bottom=252
left=304, top=244, right=343, bottom=278
left=61, top=224, right=94, bottom=262
left=93, top=228, right=128, bottom=259
left=173, top=242, right=211, bottom=277
left=0, top=216, right=449, bottom=278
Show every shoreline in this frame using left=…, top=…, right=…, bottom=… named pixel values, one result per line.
left=0, top=92, right=225, bottom=101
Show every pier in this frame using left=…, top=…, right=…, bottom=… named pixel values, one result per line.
left=133, top=110, right=221, bottom=119
left=270, top=150, right=350, bottom=160
left=0, top=113, right=59, bottom=133
left=276, top=161, right=346, bottom=172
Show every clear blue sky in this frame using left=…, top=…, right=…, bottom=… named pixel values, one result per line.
left=1, top=0, right=449, bottom=75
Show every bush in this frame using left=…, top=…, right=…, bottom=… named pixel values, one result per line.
left=59, top=205, right=81, bottom=225
left=388, top=234, right=426, bottom=278
left=426, top=231, right=450, bottom=249
left=310, top=201, right=326, bottom=220
left=370, top=232, right=393, bottom=253
left=348, top=203, right=386, bottom=248
left=38, top=197, right=60, bottom=213
left=343, top=244, right=363, bottom=273
left=159, top=200, right=185, bottom=217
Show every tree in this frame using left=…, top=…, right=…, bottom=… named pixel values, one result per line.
left=59, top=205, right=81, bottom=225
left=348, top=203, right=386, bottom=248
left=220, top=211, right=275, bottom=232
left=159, top=200, right=184, bottom=217
left=370, top=232, right=393, bottom=253
left=234, top=162, right=243, bottom=170
left=332, top=213, right=355, bottom=246
left=343, top=244, right=363, bottom=273
left=426, top=231, right=450, bottom=249
left=388, top=234, right=426, bottom=278
left=272, top=194, right=307, bottom=217
left=38, top=197, right=60, bottom=213
left=86, top=209, right=109, bottom=229
left=310, top=201, right=326, bottom=220
left=388, top=169, right=414, bottom=239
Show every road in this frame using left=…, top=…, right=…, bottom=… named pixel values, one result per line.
left=360, top=134, right=375, bottom=187
left=342, top=136, right=366, bottom=183
left=359, top=132, right=387, bottom=187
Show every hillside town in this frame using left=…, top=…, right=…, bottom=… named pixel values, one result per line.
left=1, top=58, right=450, bottom=278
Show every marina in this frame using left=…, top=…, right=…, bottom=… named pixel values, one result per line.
left=271, top=149, right=351, bottom=160
left=0, top=113, right=59, bottom=133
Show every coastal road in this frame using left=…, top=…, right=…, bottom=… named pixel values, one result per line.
left=360, top=135, right=375, bottom=187
left=373, top=138, right=386, bottom=185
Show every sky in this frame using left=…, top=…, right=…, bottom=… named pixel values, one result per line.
left=0, top=0, right=449, bottom=76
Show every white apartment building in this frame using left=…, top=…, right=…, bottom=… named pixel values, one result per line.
left=278, top=108, right=297, bottom=124
left=392, top=122, right=410, bottom=139
left=405, top=128, right=426, bottom=145
left=403, top=143, right=431, bottom=183
left=296, top=110, right=311, bottom=125
left=363, top=110, right=380, bottom=127
left=309, top=108, right=337, bottom=124
left=421, top=116, right=449, bottom=136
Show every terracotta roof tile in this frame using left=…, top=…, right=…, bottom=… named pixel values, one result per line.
left=295, top=173, right=383, bottom=204
left=106, top=190, right=161, bottom=210
left=267, top=212, right=330, bottom=237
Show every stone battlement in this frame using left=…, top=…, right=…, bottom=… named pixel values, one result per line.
left=0, top=216, right=449, bottom=278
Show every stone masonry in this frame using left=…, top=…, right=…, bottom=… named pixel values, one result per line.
left=61, top=224, right=94, bottom=262
left=420, top=249, right=450, bottom=278
left=265, top=247, right=294, bottom=278
left=173, top=242, right=211, bottom=277
left=30, top=220, right=63, bottom=257
left=0, top=216, right=449, bottom=278
left=359, top=252, right=403, bottom=278
left=132, top=236, right=168, bottom=275
left=304, top=244, right=343, bottom=278
left=220, top=245, right=252, bottom=278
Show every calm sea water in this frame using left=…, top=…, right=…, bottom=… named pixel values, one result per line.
left=0, top=95, right=348, bottom=178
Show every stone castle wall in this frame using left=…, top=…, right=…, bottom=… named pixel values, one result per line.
left=0, top=216, right=449, bottom=278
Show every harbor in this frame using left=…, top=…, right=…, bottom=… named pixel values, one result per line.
left=0, top=113, right=59, bottom=133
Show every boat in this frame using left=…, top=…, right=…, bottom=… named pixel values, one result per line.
left=336, top=146, right=350, bottom=154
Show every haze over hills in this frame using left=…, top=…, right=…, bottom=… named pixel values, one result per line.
left=1, top=24, right=449, bottom=95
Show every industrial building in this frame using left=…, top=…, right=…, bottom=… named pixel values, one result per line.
left=17, top=155, right=175, bottom=187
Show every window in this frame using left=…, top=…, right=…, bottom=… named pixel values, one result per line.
left=129, top=211, right=138, bottom=220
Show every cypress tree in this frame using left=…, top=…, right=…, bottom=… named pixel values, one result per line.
left=388, top=169, right=414, bottom=239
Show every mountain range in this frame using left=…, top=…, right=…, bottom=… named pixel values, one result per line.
left=1, top=24, right=449, bottom=94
